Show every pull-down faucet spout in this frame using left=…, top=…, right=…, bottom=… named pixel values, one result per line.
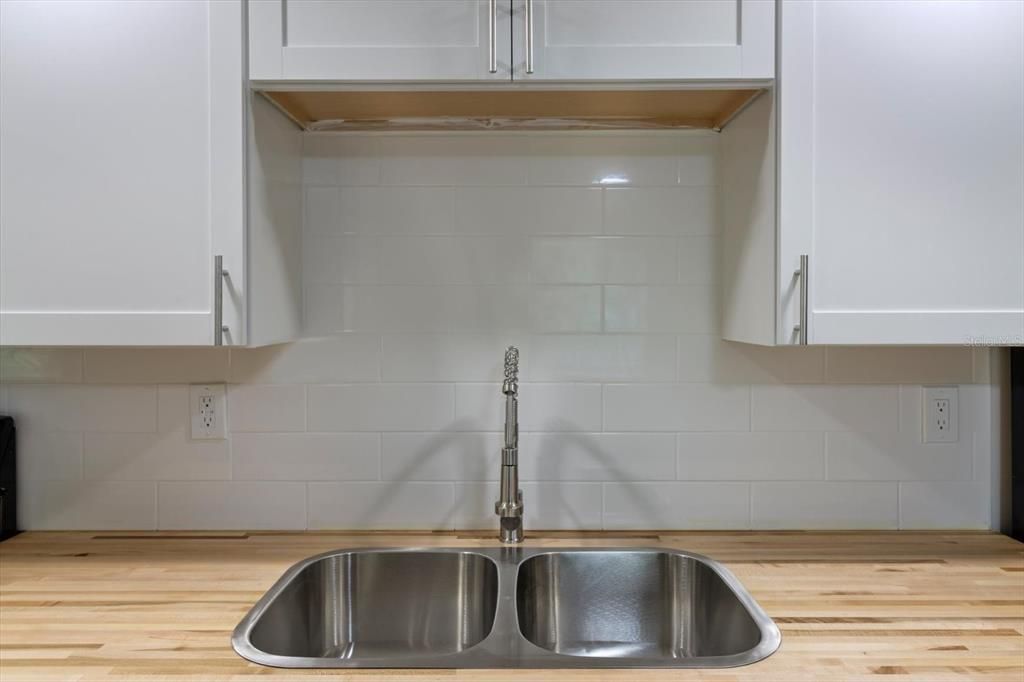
left=494, top=346, right=523, bottom=543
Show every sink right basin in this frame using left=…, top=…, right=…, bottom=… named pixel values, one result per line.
left=516, top=550, right=771, bottom=662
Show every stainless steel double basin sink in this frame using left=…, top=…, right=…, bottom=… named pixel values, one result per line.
left=232, top=547, right=780, bottom=669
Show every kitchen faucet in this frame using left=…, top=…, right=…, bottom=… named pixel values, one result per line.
left=494, top=346, right=523, bottom=543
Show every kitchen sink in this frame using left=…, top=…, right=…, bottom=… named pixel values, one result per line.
left=233, top=547, right=779, bottom=669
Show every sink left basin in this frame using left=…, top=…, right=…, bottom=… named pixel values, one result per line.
left=233, top=549, right=499, bottom=665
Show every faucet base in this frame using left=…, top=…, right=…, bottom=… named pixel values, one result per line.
left=499, top=517, right=524, bottom=543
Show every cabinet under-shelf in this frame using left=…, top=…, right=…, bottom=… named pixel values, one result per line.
left=258, top=87, right=766, bottom=132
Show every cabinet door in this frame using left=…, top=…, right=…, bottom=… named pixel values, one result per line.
left=249, top=0, right=513, bottom=81
left=0, top=0, right=244, bottom=346
left=780, top=0, right=1024, bottom=345
left=511, top=0, right=773, bottom=81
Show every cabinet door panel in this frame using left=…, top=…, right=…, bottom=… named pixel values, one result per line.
left=0, top=0, right=243, bottom=346
left=780, top=0, right=1024, bottom=345
left=513, top=0, right=773, bottom=80
left=250, top=0, right=512, bottom=81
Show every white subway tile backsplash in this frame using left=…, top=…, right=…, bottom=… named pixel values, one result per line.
left=604, top=286, right=717, bottom=333
left=83, top=431, right=229, bottom=481
left=523, top=482, right=603, bottom=530
left=0, top=348, right=82, bottom=383
left=603, top=482, right=749, bottom=529
left=230, top=336, right=380, bottom=384
left=156, top=385, right=191, bottom=433
left=446, top=286, right=532, bottom=333
left=751, top=385, right=899, bottom=432
left=308, top=285, right=453, bottom=334
left=451, top=237, right=531, bottom=284
left=677, top=433, right=824, bottom=481
left=454, top=187, right=602, bottom=235
left=6, top=132, right=998, bottom=531
left=303, top=134, right=381, bottom=186
left=531, top=237, right=677, bottom=284
left=677, top=337, right=824, bottom=384
left=678, top=236, right=717, bottom=285
left=304, top=186, right=340, bottom=233
left=232, top=433, right=379, bottom=481
left=374, top=237, right=531, bottom=286
left=158, top=482, right=306, bottom=530
left=530, top=237, right=604, bottom=283
left=455, top=383, right=602, bottom=432
left=80, top=386, right=159, bottom=432
left=898, top=481, right=989, bottom=529
left=308, top=482, right=455, bottom=529
left=453, top=187, right=527, bottom=235
left=303, top=235, right=379, bottom=284
left=529, top=187, right=604, bottom=234
left=308, top=384, right=454, bottom=432
left=16, top=431, right=82, bottom=481
left=826, top=432, right=971, bottom=481
left=604, top=187, right=717, bottom=235
left=528, top=335, right=677, bottom=382
left=677, top=135, right=719, bottom=185
left=530, top=286, right=602, bottom=333
left=336, top=187, right=455, bottom=234
left=526, top=135, right=683, bottom=186
left=603, top=384, right=749, bottom=432
left=303, top=285, right=346, bottom=334
left=4, top=385, right=157, bottom=433
left=380, top=135, right=528, bottom=186
left=83, top=348, right=228, bottom=384
left=603, top=237, right=678, bottom=284
left=85, top=387, right=230, bottom=481
left=382, top=335, right=524, bottom=383
left=360, top=285, right=603, bottom=335
left=21, top=480, right=156, bottom=530
left=377, top=236, right=461, bottom=284
left=519, top=433, right=676, bottom=481
left=825, top=347, right=975, bottom=384
left=227, top=384, right=306, bottom=432
left=751, top=482, right=898, bottom=529
left=382, top=432, right=499, bottom=481
left=366, top=286, right=454, bottom=332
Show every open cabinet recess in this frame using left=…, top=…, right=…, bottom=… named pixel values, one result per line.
left=260, top=88, right=766, bottom=132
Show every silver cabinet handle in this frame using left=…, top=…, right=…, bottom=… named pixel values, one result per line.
left=525, top=0, right=534, bottom=74
left=488, top=0, right=498, bottom=73
left=214, top=255, right=230, bottom=346
left=793, top=254, right=809, bottom=345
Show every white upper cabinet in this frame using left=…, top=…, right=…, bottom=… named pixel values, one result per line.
left=722, top=0, right=1024, bottom=346
left=0, top=0, right=246, bottom=346
left=249, top=0, right=514, bottom=81
left=248, top=0, right=772, bottom=82
left=1, top=0, right=302, bottom=347
left=512, top=0, right=774, bottom=81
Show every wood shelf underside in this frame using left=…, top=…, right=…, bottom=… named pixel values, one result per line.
left=263, top=88, right=764, bottom=131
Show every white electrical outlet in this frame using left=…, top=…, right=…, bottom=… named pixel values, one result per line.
left=190, top=384, right=226, bottom=440
left=923, top=386, right=958, bottom=443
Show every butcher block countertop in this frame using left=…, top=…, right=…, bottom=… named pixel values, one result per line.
left=1, top=531, right=1022, bottom=681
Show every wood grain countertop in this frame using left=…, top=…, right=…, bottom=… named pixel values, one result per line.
left=1, top=531, right=1022, bottom=681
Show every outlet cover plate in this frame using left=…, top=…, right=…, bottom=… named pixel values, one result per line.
left=923, top=386, right=958, bottom=443
left=190, top=384, right=226, bottom=440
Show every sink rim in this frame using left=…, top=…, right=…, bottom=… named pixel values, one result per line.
left=232, top=546, right=781, bottom=669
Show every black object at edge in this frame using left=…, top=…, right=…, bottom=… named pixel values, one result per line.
left=0, top=415, right=17, bottom=542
